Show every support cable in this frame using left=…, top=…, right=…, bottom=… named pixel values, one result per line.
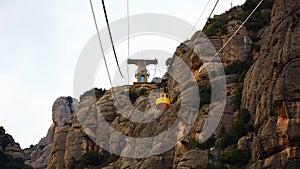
left=204, top=0, right=220, bottom=28
left=101, top=0, right=124, bottom=78
left=212, top=0, right=264, bottom=60
left=126, top=0, right=130, bottom=85
left=187, top=0, right=212, bottom=38
left=198, top=0, right=265, bottom=72
left=89, top=0, right=114, bottom=88
left=186, top=0, right=220, bottom=58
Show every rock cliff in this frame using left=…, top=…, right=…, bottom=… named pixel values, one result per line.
left=25, top=96, right=75, bottom=169
left=25, top=0, right=300, bottom=168
left=242, top=0, right=300, bottom=168
left=45, top=9, right=249, bottom=169
left=0, top=126, right=31, bottom=168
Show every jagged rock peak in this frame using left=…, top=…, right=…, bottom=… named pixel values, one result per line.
left=0, top=126, right=29, bottom=168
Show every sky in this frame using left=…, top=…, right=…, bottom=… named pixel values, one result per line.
left=0, top=0, right=246, bottom=149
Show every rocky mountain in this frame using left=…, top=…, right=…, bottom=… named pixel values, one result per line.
left=0, top=126, right=32, bottom=169
left=17, top=0, right=300, bottom=168
left=24, top=96, right=75, bottom=169
left=242, top=0, right=300, bottom=168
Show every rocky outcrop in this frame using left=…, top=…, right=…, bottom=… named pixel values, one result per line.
left=1, top=135, right=25, bottom=161
left=241, top=0, right=300, bottom=168
left=177, top=149, right=208, bottom=169
left=45, top=26, right=245, bottom=169
left=210, top=19, right=251, bottom=65
left=34, top=0, right=300, bottom=169
left=47, top=96, right=101, bottom=169
left=52, top=96, right=74, bottom=129
left=0, top=126, right=29, bottom=168
left=25, top=96, right=75, bottom=169
left=24, top=139, right=52, bottom=169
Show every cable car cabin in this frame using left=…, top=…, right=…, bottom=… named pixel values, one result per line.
left=156, top=93, right=170, bottom=111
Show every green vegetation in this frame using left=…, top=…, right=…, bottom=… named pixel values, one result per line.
left=0, top=152, right=33, bottom=169
left=194, top=147, right=251, bottom=169
left=290, top=135, right=300, bottom=144
left=220, top=148, right=251, bottom=167
left=64, top=122, right=72, bottom=127
left=0, top=126, right=34, bottom=169
left=200, top=74, right=209, bottom=80
left=0, top=127, right=5, bottom=135
left=246, top=11, right=271, bottom=32
left=0, top=136, right=10, bottom=151
left=233, top=83, right=243, bottom=110
left=70, top=151, right=119, bottom=169
left=201, top=0, right=274, bottom=40
left=224, top=58, right=253, bottom=110
left=129, top=90, right=138, bottom=104
left=252, top=44, right=261, bottom=52
left=187, top=135, right=216, bottom=150
left=218, top=109, right=253, bottom=149
left=81, top=151, right=102, bottom=166
left=291, top=16, right=298, bottom=32
left=203, top=13, right=230, bottom=36
left=166, top=57, right=174, bottom=69
left=232, top=0, right=274, bottom=33
left=80, top=88, right=107, bottom=101
left=198, top=83, right=211, bottom=107
left=224, top=58, right=253, bottom=77
left=138, top=88, right=148, bottom=96
left=242, top=0, right=274, bottom=37
left=190, top=163, right=216, bottom=169
left=38, top=144, right=46, bottom=151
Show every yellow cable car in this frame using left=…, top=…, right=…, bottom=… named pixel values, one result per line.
left=156, top=92, right=170, bottom=111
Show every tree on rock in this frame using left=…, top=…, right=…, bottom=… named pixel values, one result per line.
left=0, top=126, right=5, bottom=135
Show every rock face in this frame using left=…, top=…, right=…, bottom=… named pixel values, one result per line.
left=210, top=19, right=251, bottom=65
left=34, top=0, right=300, bottom=168
left=45, top=22, right=245, bottom=169
left=0, top=134, right=25, bottom=160
left=47, top=94, right=104, bottom=169
left=25, top=96, right=75, bottom=169
left=0, top=126, right=29, bottom=168
left=241, top=0, right=300, bottom=168
left=177, top=149, right=208, bottom=169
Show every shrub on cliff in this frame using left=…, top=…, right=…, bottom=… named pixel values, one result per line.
left=220, top=148, right=251, bottom=167
left=218, top=109, right=252, bottom=148
left=187, top=135, right=216, bottom=150
left=203, top=13, right=229, bottom=36
left=80, top=88, right=107, bottom=100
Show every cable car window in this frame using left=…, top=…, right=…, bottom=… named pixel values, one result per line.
left=162, top=94, right=164, bottom=97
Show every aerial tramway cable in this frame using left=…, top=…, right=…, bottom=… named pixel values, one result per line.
left=186, top=0, right=220, bottom=59
left=208, top=0, right=264, bottom=63
left=189, top=0, right=265, bottom=73
left=204, top=0, right=220, bottom=27
left=101, top=0, right=124, bottom=78
left=187, top=0, right=212, bottom=38
left=211, top=0, right=265, bottom=60
left=126, top=0, right=130, bottom=85
left=153, top=64, right=157, bottom=78
left=89, top=0, right=114, bottom=88
left=90, top=0, right=264, bottom=88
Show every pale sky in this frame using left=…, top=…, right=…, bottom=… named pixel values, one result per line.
left=0, top=0, right=245, bottom=148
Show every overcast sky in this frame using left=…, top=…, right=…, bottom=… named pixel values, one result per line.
left=0, top=0, right=246, bottom=148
